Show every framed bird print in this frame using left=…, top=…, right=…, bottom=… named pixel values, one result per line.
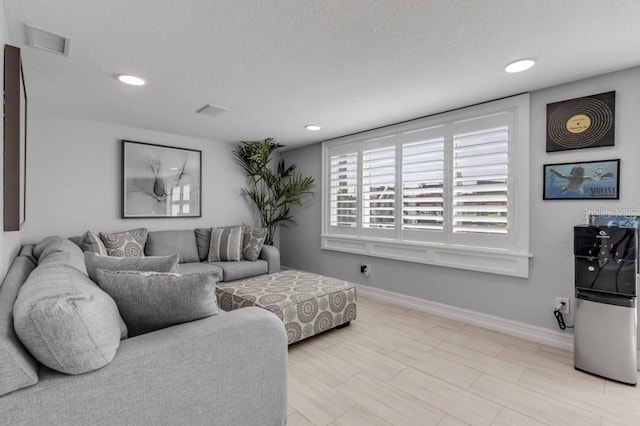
left=122, top=140, right=201, bottom=218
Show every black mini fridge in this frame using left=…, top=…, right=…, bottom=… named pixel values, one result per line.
left=574, top=225, right=637, bottom=384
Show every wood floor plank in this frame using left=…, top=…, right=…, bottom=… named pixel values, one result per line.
left=288, top=362, right=356, bottom=425
left=335, top=372, right=446, bottom=425
left=517, top=368, right=640, bottom=425
left=340, top=323, right=441, bottom=356
left=491, top=408, right=545, bottom=426
left=437, top=415, right=471, bottom=426
left=288, top=343, right=360, bottom=388
left=469, top=374, right=601, bottom=425
left=432, top=341, right=525, bottom=384
left=329, top=405, right=391, bottom=426
left=460, top=324, right=540, bottom=353
left=497, top=346, right=605, bottom=392
left=288, top=411, right=315, bottom=426
left=426, top=325, right=504, bottom=357
left=322, top=337, right=407, bottom=382
left=389, top=343, right=481, bottom=389
left=388, top=367, right=501, bottom=426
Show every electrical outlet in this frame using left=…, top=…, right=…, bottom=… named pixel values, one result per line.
left=556, top=297, right=570, bottom=315
left=360, top=264, right=371, bottom=277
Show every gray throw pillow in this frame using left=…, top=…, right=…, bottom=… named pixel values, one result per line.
left=208, top=226, right=243, bottom=262
left=76, top=230, right=108, bottom=255
left=35, top=236, right=88, bottom=276
left=95, top=270, right=219, bottom=337
left=194, top=228, right=212, bottom=261
left=243, top=228, right=267, bottom=261
left=13, top=264, right=127, bottom=375
left=99, top=228, right=148, bottom=257
left=145, top=230, right=199, bottom=263
left=84, top=252, right=179, bottom=282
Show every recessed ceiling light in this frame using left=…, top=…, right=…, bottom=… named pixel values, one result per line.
left=305, top=125, right=321, bottom=131
left=117, top=74, right=146, bottom=86
left=504, top=59, right=535, bottom=73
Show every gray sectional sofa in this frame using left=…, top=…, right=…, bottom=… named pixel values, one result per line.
left=0, top=228, right=288, bottom=425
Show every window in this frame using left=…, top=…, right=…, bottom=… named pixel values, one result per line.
left=322, top=94, right=530, bottom=277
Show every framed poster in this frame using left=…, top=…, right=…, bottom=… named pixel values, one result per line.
left=3, top=45, right=27, bottom=231
left=546, top=91, right=615, bottom=152
left=122, top=140, right=201, bottom=218
left=543, top=159, right=619, bottom=200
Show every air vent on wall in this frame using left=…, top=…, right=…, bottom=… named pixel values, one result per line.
left=25, top=24, right=71, bottom=56
left=196, top=104, right=229, bottom=117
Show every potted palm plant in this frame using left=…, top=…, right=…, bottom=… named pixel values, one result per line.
left=233, top=138, right=315, bottom=245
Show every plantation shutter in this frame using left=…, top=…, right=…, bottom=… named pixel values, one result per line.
left=451, top=113, right=511, bottom=236
left=401, top=133, right=445, bottom=236
left=329, top=146, right=358, bottom=233
left=362, top=140, right=396, bottom=235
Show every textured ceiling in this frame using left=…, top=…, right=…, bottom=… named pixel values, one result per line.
left=4, top=0, right=640, bottom=148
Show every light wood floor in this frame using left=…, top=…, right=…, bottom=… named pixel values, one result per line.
left=286, top=295, right=640, bottom=426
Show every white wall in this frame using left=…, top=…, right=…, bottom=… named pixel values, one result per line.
left=21, top=107, right=256, bottom=243
left=280, top=66, right=640, bottom=333
left=0, top=0, right=24, bottom=280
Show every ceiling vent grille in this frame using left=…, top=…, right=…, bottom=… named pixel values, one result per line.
left=26, top=24, right=71, bottom=56
left=196, top=104, right=229, bottom=117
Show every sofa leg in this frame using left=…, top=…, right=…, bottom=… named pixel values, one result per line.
left=336, top=321, right=350, bottom=329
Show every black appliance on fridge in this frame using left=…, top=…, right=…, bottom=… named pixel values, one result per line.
left=574, top=225, right=637, bottom=384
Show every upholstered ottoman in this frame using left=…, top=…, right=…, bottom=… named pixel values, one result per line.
left=216, top=269, right=356, bottom=344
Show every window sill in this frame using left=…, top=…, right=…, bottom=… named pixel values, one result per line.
left=321, top=235, right=531, bottom=278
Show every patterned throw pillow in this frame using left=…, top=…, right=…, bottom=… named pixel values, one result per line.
left=99, top=228, right=148, bottom=257
left=243, top=228, right=267, bottom=261
left=208, top=226, right=243, bottom=262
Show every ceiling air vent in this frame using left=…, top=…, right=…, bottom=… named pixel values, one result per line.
left=196, top=104, right=229, bottom=117
left=26, top=24, right=71, bottom=56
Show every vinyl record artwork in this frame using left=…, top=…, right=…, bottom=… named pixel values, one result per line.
left=546, top=91, right=615, bottom=152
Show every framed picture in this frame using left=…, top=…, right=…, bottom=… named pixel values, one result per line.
left=3, top=45, right=27, bottom=231
left=546, top=91, right=615, bottom=152
left=543, top=159, right=619, bottom=200
left=122, top=140, right=201, bottom=218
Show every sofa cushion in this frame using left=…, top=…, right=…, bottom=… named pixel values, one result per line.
left=84, top=252, right=179, bottom=282
left=0, top=256, right=39, bottom=397
left=145, top=230, right=199, bottom=263
left=99, top=228, right=148, bottom=257
left=95, top=270, right=219, bottom=337
left=208, top=226, right=243, bottom=262
left=75, top=230, right=108, bottom=255
left=34, top=236, right=88, bottom=276
left=209, top=260, right=268, bottom=282
left=177, top=262, right=223, bottom=279
left=13, top=264, right=126, bottom=375
left=194, top=228, right=212, bottom=261
left=243, top=228, right=267, bottom=261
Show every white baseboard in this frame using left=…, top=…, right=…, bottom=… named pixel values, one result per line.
left=356, top=284, right=575, bottom=352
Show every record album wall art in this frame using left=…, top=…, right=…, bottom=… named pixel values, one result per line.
left=546, top=91, right=615, bottom=152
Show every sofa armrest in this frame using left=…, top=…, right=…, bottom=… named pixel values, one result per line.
left=259, top=245, right=281, bottom=274
left=0, top=308, right=288, bottom=426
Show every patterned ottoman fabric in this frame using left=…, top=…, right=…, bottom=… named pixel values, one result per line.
left=216, top=270, right=356, bottom=344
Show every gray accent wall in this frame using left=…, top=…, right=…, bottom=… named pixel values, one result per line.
left=280, top=66, right=640, bottom=333
left=20, top=108, right=256, bottom=243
